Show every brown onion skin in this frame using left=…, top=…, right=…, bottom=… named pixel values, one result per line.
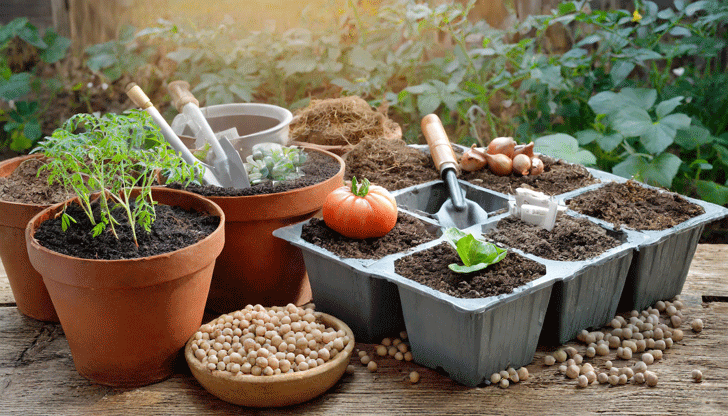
left=460, top=144, right=487, bottom=172
left=485, top=153, right=513, bottom=176
left=530, top=157, right=545, bottom=176
left=513, top=142, right=535, bottom=158
left=487, top=137, right=516, bottom=158
left=512, top=154, right=531, bottom=176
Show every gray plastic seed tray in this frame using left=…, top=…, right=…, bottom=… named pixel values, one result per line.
left=366, top=234, right=564, bottom=387
left=391, top=180, right=510, bottom=222
left=564, top=177, right=728, bottom=312
left=272, top=215, right=440, bottom=343
left=478, top=212, right=644, bottom=345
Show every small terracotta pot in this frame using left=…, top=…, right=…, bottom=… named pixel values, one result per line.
left=25, top=187, right=225, bottom=387
left=0, top=155, right=60, bottom=322
left=204, top=147, right=345, bottom=312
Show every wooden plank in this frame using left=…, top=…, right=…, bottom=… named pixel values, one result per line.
left=0, top=245, right=727, bottom=414
left=0, top=261, right=13, bottom=305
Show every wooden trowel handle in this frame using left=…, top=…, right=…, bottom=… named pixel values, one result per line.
left=168, top=80, right=200, bottom=112
left=421, top=114, right=459, bottom=175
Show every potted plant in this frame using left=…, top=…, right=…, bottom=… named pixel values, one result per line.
left=175, top=142, right=345, bottom=312
left=24, top=111, right=225, bottom=387
left=0, top=154, right=72, bottom=322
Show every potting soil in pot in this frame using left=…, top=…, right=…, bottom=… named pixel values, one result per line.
left=460, top=155, right=599, bottom=195
left=484, top=216, right=622, bottom=261
left=394, top=242, right=546, bottom=299
left=0, top=158, right=72, bottom=204
left=301, top=213, right=437, bottom=259
left=170, top=150, right=340, bottom=197
left=33, top=201, right=220, bottom=260
left=344, top=138, right=440, bottom=191
left=567, top=180, right=705, bottom=230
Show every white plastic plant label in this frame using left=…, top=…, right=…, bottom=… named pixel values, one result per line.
left=509, top=188, right=564, bottom=231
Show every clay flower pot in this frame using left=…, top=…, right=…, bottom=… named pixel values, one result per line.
left=204, top=147, right=345, bottom=312
left=0, top=155, right=60, bottom=322
left=25, top=187, right=225, bottom=387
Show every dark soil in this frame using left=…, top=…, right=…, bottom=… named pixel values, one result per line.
left=168, top=150, right=340, bottom=197
left=301, top=213, right=437, bottom=259
left=344, top=139, right=441, bottom=191
left=34, top=200, right=220, bottom=260
left=484, top=216, right=623, bottom=261
left=460, top=155, right=600, bottom=195
left=0, top=158, right=73, bottom=205
left=394, top=242, right=547, bottom=299
left=567, top=180, right=705, bottom=231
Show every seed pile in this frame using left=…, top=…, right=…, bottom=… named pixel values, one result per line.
left=543, top=297, right=706, bottom=388
left=190, top=304, right=351, bottom=376
left=489, top=366, right=530, bottom=388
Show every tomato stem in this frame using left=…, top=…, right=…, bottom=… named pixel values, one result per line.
left=350, top=176, right=371, bottom=197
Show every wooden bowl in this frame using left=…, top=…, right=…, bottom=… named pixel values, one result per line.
left=185, top=311, right=355, bottom=407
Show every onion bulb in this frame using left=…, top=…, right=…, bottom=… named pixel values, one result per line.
left=485, top=153, right=513, bottom=176
left=513, top=142, right=535, bottom=158
left=486, top=137, right=516, bottom=158
left=530, top=157, right=545, bottom=176
left=512, top=154, right=531, bottom=176
left=460, top=144, right=488, bottom=172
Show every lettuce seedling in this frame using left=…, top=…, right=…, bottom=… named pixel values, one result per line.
left=443, top=228, right=507, bottom=273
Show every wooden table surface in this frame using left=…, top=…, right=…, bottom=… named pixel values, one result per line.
left=1, top=245, right=726, bottom=415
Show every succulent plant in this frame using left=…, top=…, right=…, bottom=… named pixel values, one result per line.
left=245, top=143, right=307, bottom=185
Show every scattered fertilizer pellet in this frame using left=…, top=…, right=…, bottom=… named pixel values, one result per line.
left=691, top=319, right=704, bottom=333
left=376, top=345, right=387, bottom=356
left=642, top=353, right=654, bottom=365
left=596, top=344, right=610, bottom=356
left=577, top=375, right=588, bottom=388
left=394, top=351, right=404, bottom=361
left=399, top=331, right=408, bottom=340
left=388, top=346, right=397, bottom=356
left=645, top=371, right=658, bottom=387
left=597, top=372, right=609, bottom=384
left=605, top=360, right=613, bottom=369
left=544, top=355, right=556, bottom=366
left=566, top=365, right=580, bottom=379
left=409, top=371, right=420, bottom=384
left=585, top=371, right=597, bottom=384
left=404, top=351, right=413, bottom=361
left=397, top=343, right=408, bottom=354
left=585, top=347, right=596, bottom=358
left=692, top=369, right=703, bottom=382
left=367, top=361, right=377, bottom=372
left=633, top=372, right=645, bottom=384
left=517, top=367, right=529, bottom=381
left=553, top=349, right=568, bottom=363
left=510, top=373, right=520, bottom=383
left=346, top=365, right=355, bottom=374
left=558, top=365, right=567, bottom=375
left=490, top=373, right=501, bottom=384
left=500, top=370, right=510, bottom=380
left=360, top=355, right=371, bottom=365
left=499, top=379, right=509, bottom=389
left=618, top=374, right=628, bottom=385
left=608, top=374, right=619, bottom=386
left=358, top=350, right=367, bottom=358
left=632, top=361, right=647, bottom=373
left=650, top=349, right=663, bottom=361
left=392, top=338, right=401, bottom=347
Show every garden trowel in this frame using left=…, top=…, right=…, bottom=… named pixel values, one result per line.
left=167, top=80, right=250, bottom=189
left=125, top=83, right=222, bottom=187
left=421, top=114, right=489, bottom=229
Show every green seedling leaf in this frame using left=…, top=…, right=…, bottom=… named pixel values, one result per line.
left=612, top=153, right=682, bottom=188
left=444, top=228, right=507, bottom=274
left=695, top=180, right=728, bottom=205
left=674, top=126, right=713, bottom=150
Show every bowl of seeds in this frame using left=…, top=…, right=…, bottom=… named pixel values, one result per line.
left=185, top=303, right=355, bottom=407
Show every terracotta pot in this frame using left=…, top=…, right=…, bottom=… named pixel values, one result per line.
left=25, top=187, right=225, bottom=387
left=204, top=147, right=345, bottom=312
left=0, top=155, right=59, bottom=322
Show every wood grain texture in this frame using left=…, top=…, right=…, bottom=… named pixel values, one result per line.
left=0, top=261, right=13, bottom=304
left=1, top=245, right=727, bottom=415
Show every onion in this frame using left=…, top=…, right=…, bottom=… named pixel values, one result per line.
left=513, top=142, right=535, bottom=158
left=530, top=157, right=545, bottom=176
left=486, top=137, right=516, bottom=158
left=485, top=153, right=513, bottom=176
left=512, top=154, right=531, bottom=176
left=460, top=144, right=488, bottom=172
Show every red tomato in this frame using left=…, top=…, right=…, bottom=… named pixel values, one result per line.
left=322, top=177, right=398, bottom=239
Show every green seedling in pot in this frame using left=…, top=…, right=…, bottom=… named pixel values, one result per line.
left=444, top=227, right=507, bottom=273
left=245, top=142, right=307, bottom=185
left=33, top=110, right=200, bottom=247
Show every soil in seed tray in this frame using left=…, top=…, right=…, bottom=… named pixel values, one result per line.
left=484, top=216, right=622, bottom=261
left=567, top=180, right=705, bottom=231
left=394, top=242, right=546, bottom=299
left=33, top=200, right=220, bottom=260
left=0, top=158, right=73, bottom=205
left=168, top=150, right=340, bottom=197
left=301, top=213, right=437, bottom=259
left=344, top=139, right=440, bottom=191
left=460, top=155, right=600, bottom=195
